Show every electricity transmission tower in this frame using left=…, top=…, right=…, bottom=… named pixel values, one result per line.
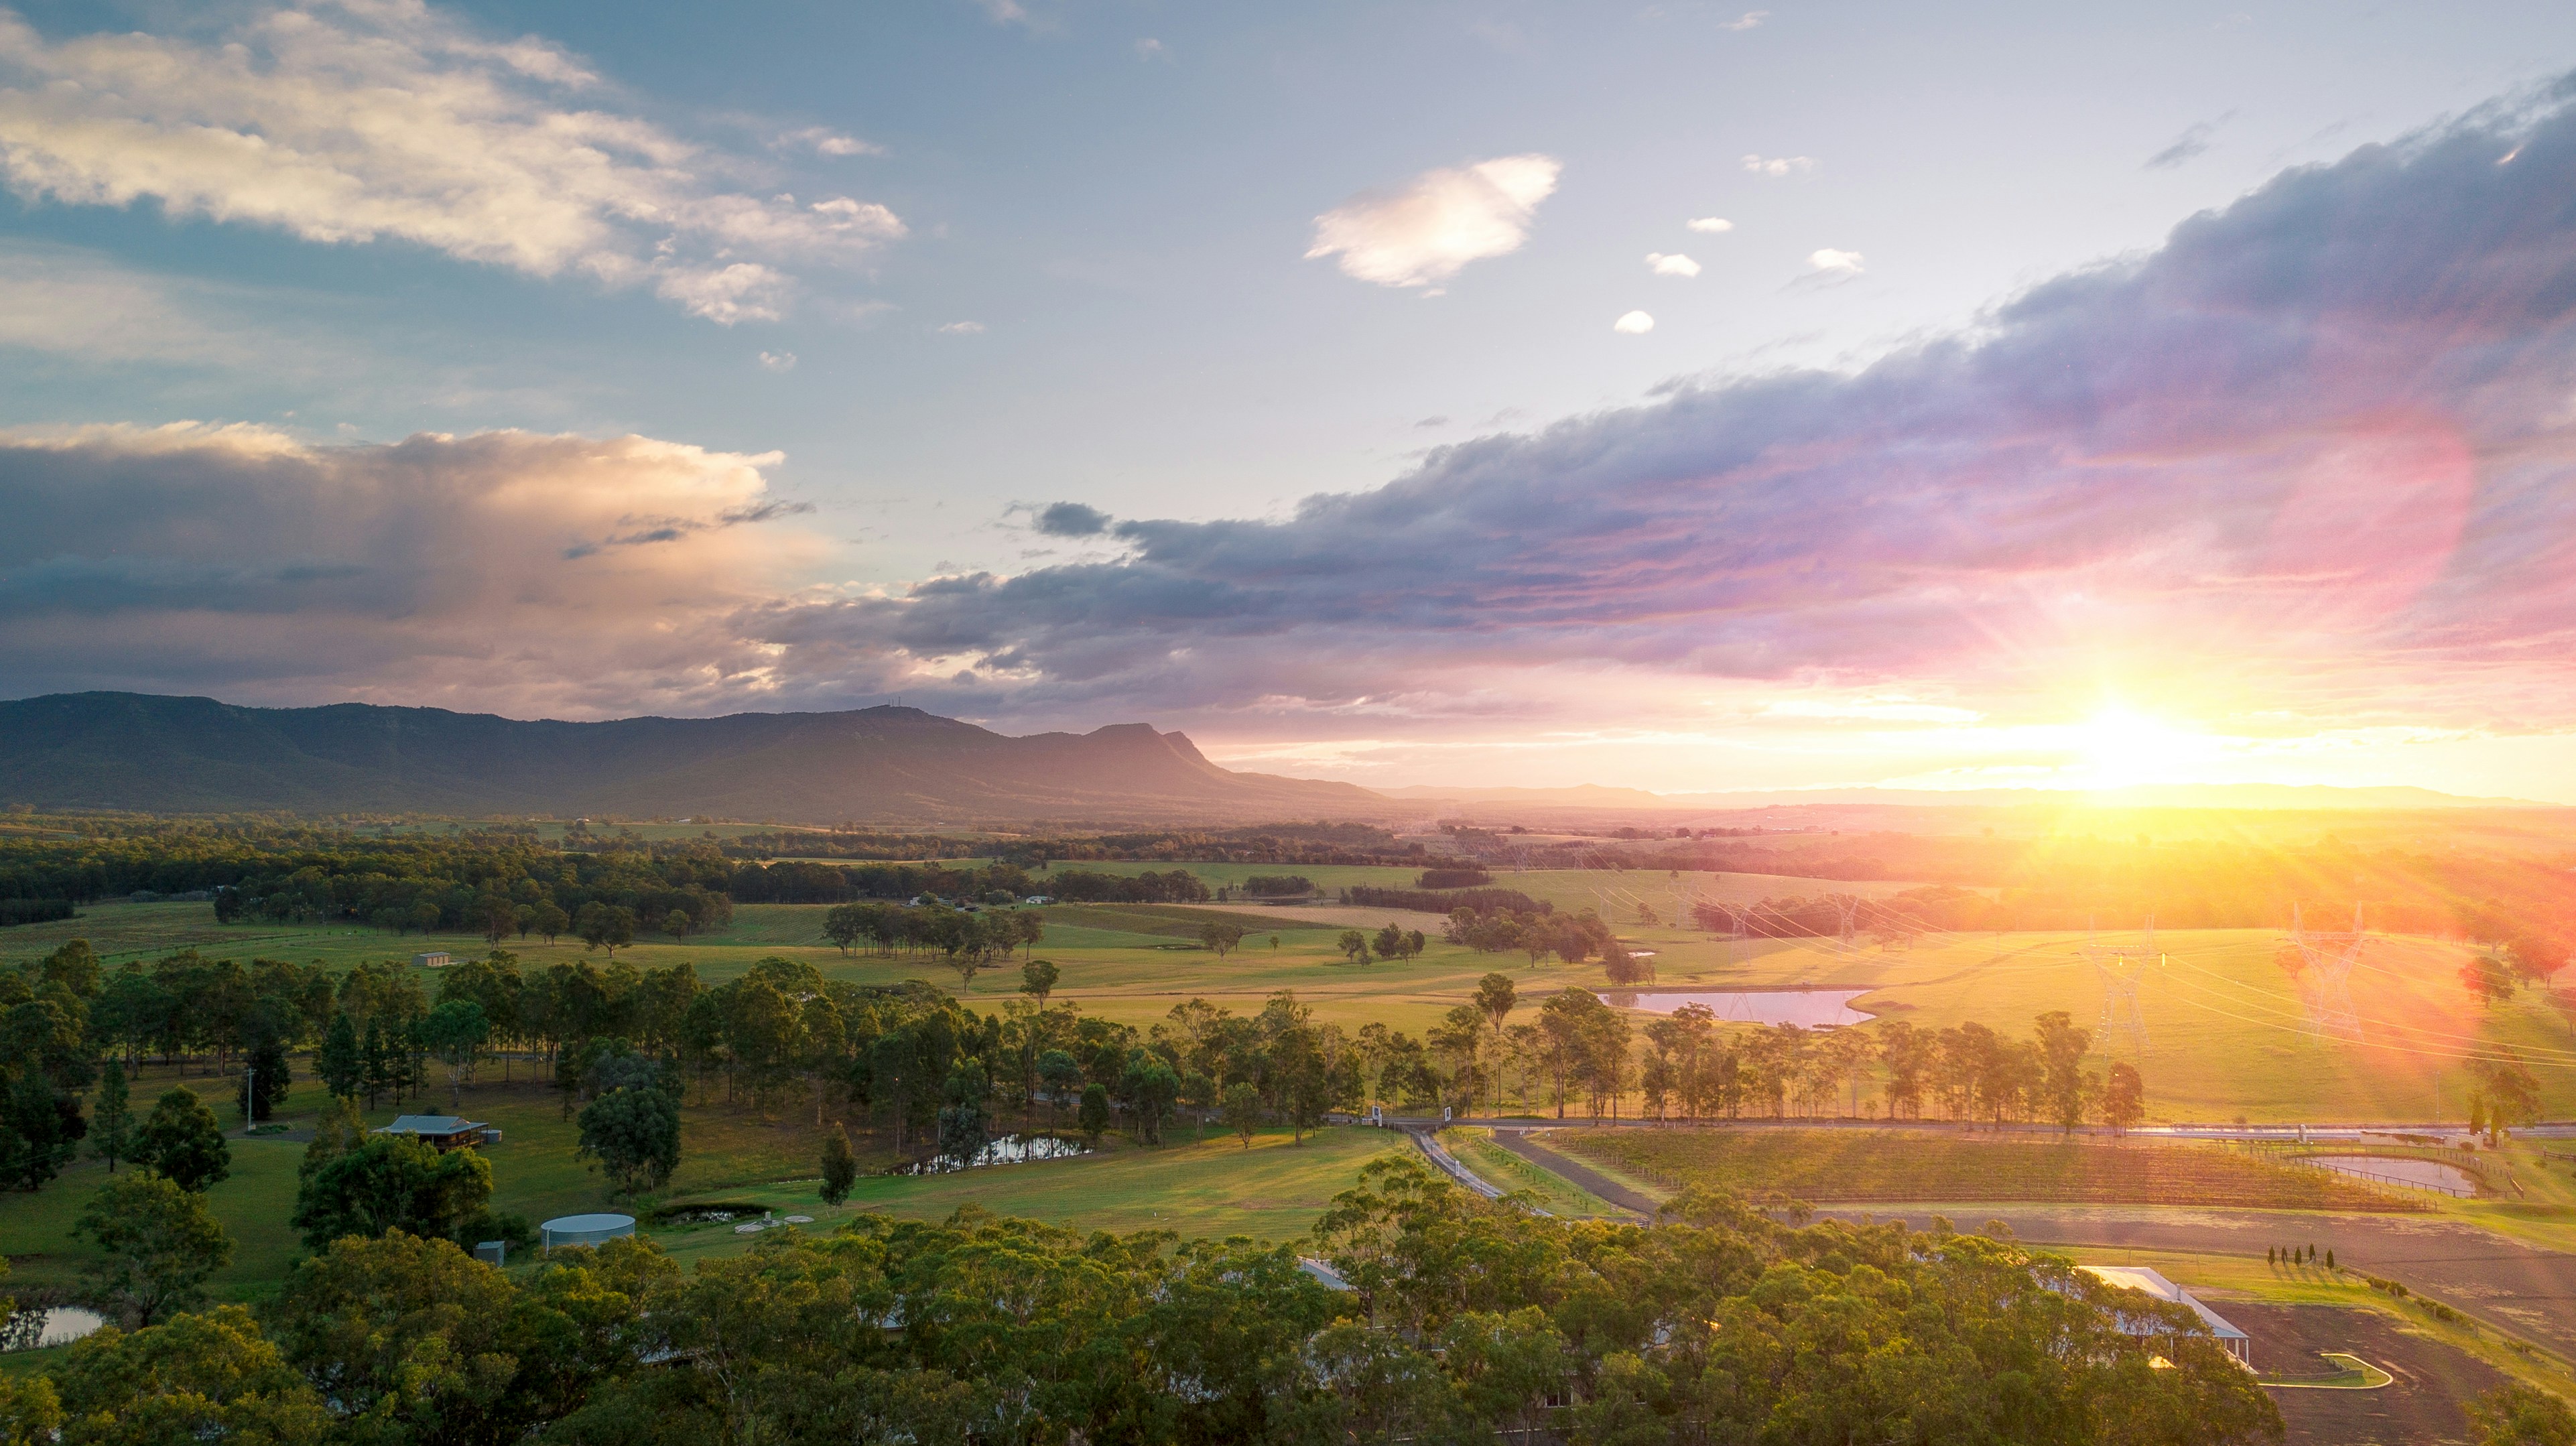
left=1831, top=895, right=1863, bottom=954
left=2287, top=903, right=2368, bottom=1040
left=2083, top=915, right=2156, bottom=1054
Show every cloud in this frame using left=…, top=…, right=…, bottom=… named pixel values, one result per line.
left=0, top=4, right=905, bottom=323
left=1720, top=11, right=1770, bottom=30
left=1135, top=38, right=1166, bottom=60
left=776, top=126, right=882, bottom=157
left=1686, top=216, right=1735, bottom=233
left=1742, top=154, right=1815, bottom=176
left=27, top=80, right=2576, bottom=759
left=704, top=85, right=2576, bottom=739
left=938, top=320, right=988, bottom=334
left=1646, top=253, right=1701, bottom=277
left=0, top=424, right=820, bottom=715
left=1806, top=248, right=1864, bottom=273
left=1033, top=502, right=1112, bottom=537
left=1305, top=154, right=1561, bottom=289
left=1415, top=416, right=1450, bottom=429
left=759, top=350, right=797, bottom=372
left=1613, top=311, right=1655, bottom=333
left=2146, top=119, right=2221, bottom=170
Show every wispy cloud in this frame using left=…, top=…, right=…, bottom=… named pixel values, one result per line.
left=938, top=320, right=988, bottom=334
left=1806, top=248, right=1864, bottom=274
left=2144, top=116, right=2229, bottom=170
left=1720, top=11, right=1769, bottom=30
left=1305, top=155, right=1561, bottom=289
left=775, top=126, right=883, bottom=157
left=0, top=4, right=904, bottom=324
left=1686, top=216, right=1735, bottom=233
left=759, top=350, right=797, bottom=372
left=1742, top=153, right=1815, bottom=176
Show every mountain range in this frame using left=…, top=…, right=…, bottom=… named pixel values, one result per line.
left=0, top=693, right=1383, bottom=824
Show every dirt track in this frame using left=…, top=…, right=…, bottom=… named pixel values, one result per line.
left=2232, top=1303, right=2506, bottom=1445
left=1480, top=1132, right=2576, bottom=1362
left=1813, top=1204, right=2576, bottom=1360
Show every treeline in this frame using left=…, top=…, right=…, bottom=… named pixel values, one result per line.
left=0, top=827, right=734, bottom=939
left=1467, top=830, right=2576, bottom=966
left=1350, top=884, right=1547, bottom=916
left=0, top=1162, right=2284, bottom=1445
left=730, top=861, right=1207, bottom=905
left=0, top=899, right=74, bottom=927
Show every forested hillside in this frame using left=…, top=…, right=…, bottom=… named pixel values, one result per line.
left=0, top=692, right=1385, bottom=823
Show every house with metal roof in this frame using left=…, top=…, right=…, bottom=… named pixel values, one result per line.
left=2079, top=1266, right=2251, bottom=1365
left=373, top=1114, right=493, bottom=1151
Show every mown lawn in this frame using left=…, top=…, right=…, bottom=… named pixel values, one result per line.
left=1549, top=1128, right=2423, bottom=1211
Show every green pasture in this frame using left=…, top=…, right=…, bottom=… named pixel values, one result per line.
left=646, top=1124, right=1407, bottom=1268
left=8, top=899, right=2572, bottom=1122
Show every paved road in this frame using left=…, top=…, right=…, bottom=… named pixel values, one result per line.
left=1470, top=1128, right=2576, bottom=1361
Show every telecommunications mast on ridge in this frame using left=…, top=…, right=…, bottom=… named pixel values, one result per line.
left=2287, top=902, right=2368, bottom=1041
left=2083, top=915, right=2156, bottom=1055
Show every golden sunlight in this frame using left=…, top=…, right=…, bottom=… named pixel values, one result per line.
left=2074, top=704, right=2218, bottom=789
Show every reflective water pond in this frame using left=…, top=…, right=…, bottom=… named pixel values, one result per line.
left=889, top=1133, right=1092, bottom=1176
left=2, top=1306, right=105, bottom=1352
left=2308, top=1155, right=2477, bottom=1195
left=1598, top=989, right=1876, bottom=1027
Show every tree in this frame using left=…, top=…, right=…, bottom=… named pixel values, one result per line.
left=362, top=1015, right=396, bottom=1109
left=2032, top=1010, right=2093, bottom=1132
left=1602, top=945, right=1653, bottom=985
left=1472, top=974, right=1518, bottom=1113
left=532, top=901, right=571, bottom=945
left=134, top=1088, right=229, bottom=1191
left=1078, top=1083, right=1111, bottom=1145
left=1120, top=1054, right=1181, bottom=1144
left=663, top=909, right=692, bottom=943
left=2470, top=1051, right=2543, bottom=1142
left=302, top=1095, right=368, bottom=1185
left=824, top=903, right=867, bottom=955
left=1373, top=923, right=1406, bottom=963
left=1338, top=929, right=1371, bottom=964
left=290, top=1136, right=494, bottom=1249
left=1199, top=921, right=1246, bottom=958
left=820, top=1126, right=858, bottom=1205
left=2461, top=954, right=2517, bottom=1007
left=89, top=1057, right=133, bottom=1173
left=1021, top=958, right=1059, bottom=1008
left=575, top=901, right=637, bottom=957
left=0, top=1069, right=85, bottom=1191
left=237, top=1033, right=290, bottom=1123
left=2099, top=1061, right=2146, bottom=1135
left=1039, top=1049, right=1082, bottom=1128
left=938, top=1062, right=991, bottom=1163
left=418, top=998, right=491, bottom=1108
left=578, top=1083, right=682, bottom=1196
left=1224, top=1081, right=1261, bottom=1147
left=318, top=1012, right=363, bottom=1100
left=73, top=1172, right=233, bottom=1327
left=2468, top=1383, right=2576, bottom=1446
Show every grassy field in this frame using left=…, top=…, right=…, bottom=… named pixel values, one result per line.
left=1546, top=1128, right=2427, bottom=1211
left=1440, top=1127, right=1626, bottom=1218
left=7, top=894, right=2571, bottom=1120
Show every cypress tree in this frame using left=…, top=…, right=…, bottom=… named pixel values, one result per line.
left=90, top=1057, right=135, bottom=1172
left=318, top=1013, right=363, bottom=1101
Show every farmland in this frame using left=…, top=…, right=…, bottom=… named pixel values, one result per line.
left=1542, top=1127, right=2423, bottom=1211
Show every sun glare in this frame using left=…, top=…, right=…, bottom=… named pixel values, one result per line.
left=2075, top=705, right=2212, bottom=789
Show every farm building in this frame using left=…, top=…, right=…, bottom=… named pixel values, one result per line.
left=413, top=950, right=452, bottom=968
left=373, top=1114, right=493, bottom=1151
left=2079, top=1266, right=2252, bottom=1365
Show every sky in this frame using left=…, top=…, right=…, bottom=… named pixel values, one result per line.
left=5, top=0, right=2576, bottom=800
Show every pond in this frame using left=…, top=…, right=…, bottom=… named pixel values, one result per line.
left=1598, top=989, right=1876, bottom=1027
left=2, top=1305, right=105, bottom=1352
left=2307, top=1155, right=2477, bottom=1196
left=889, top=1133, right=1091, bottom=1176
